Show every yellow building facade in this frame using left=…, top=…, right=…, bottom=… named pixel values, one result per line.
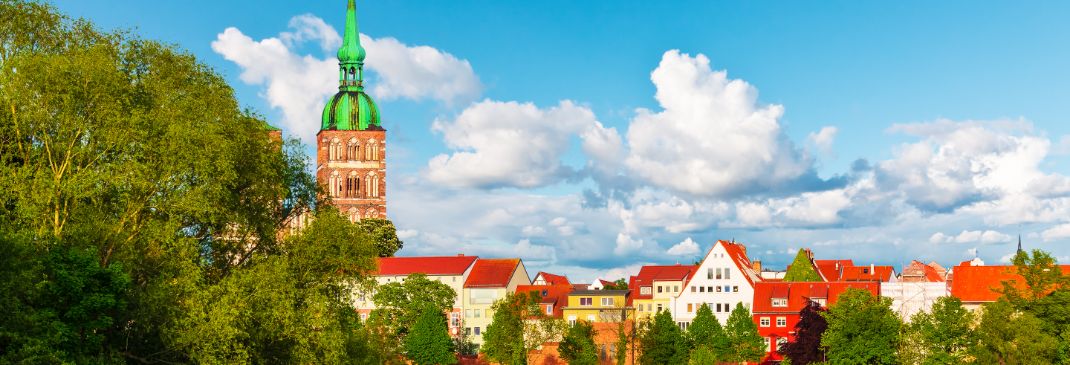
left=562, top=289, right=633, bottom=324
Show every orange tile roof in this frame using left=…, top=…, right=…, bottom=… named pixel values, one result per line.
left=535, top=272, right=571, bottom=285
left=516, top=284, right=573, bottom=318
left=464, top=258, right=522, bottom=288
left=815, top=259, right=854, bottom=281
left=949, top=264, right=1070, bottom=303
left=753, top=281, right=880, bottom=314
left=376, top=255, right=478, bottom=276
left=630, top=264, right=698, bottom=300
left=840, top=265, right=895, bottom=282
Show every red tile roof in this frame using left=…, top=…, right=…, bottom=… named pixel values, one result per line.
left=721, top=240, right=762, bottom=285
left=949, top=264, right=1070, bottom=303
left=901, top=260, right=946, bottom=282
left=840, top=265, right=895, bottom=282
left=630, top=264, right=698, bottom=300
left=516, top=284, right=573, bottom=318
left=535, top=272, right=571, bottom=286
left=752, top=281, right=881, bottom=314
left=464, top=259, right=522, bottom=288
left=376, top=255, right=478, bottom=276
left=815, top=260, right=854, bottom=281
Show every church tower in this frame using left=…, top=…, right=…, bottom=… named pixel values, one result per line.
left=318, top=0, right=386, bottom=222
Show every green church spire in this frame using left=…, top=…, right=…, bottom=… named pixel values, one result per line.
left=337, top=0, right=366, bottom=90
left=321, top=0, right=382, bottom=131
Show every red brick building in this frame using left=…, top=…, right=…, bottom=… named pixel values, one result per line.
left=752, top=281, right=880, bottom=364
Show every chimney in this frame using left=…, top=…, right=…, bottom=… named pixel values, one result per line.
left=457, top=253, right=464, bottom=257
left=870, top=263, right=875, bottom=273
left=752, top=260, right=762, bottom=272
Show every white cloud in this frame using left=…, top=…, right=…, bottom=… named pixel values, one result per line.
left=621, top=50, right=816, bottom=197
left=212, top=14, right=480, bottom=144
left=808, top=126, right=838, bottom=155
left=427, top=100, right=602, bottom=189
left=667, top=237, right=701, bottom=256
left=1041, top=223, right=1070, bottom=242
left=929, top=230, right=1012, bottom=244
left=615, top=233, right=645, bottom=255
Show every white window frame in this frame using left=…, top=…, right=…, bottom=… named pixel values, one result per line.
left=760, top=317, right=770, bottom=327
left=776, top=316, right=787, bottom=327
left=601, top=297, right=614, bottom=306
left=772, top=298, right=788, bottom=307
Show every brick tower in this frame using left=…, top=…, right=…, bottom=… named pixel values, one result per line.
left=317, top=0, right=386, bottom=222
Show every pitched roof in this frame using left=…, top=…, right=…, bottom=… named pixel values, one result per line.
left=534, top=272, right=571, bottom=286
left=630, top=264, right=698, bottom=300
left=752, top=281, right=881, bottom=314
left=464, top=258, right=522, bottom=288
left=901, top=260, right=946, bottom=282
left=840, top=265, right=895, bottom=282
left=375, top=255, right=478, bottom=276
left=814, top=259, right=854, bottom=281
left=515, top=284, right=573, bottom=318
left=949, top=264, right=1070, bottom=303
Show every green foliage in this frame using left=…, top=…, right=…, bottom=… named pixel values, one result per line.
left=371, top=273, right=457, bottom=342
left=972, top=300, right=1060, bottom=364
left=482, top=291, right=541, bottom=365
left=779, top=302, right=827, bottom=365
left=688, top=345, right=717, bottom=365
left=725, top=302, right=765, bottom=363
left=821, top=288, right=901, bottom=365
left=784, top=249, right=823, bottom=282
left=0, top=1, right=382, bottom=363
left=1005, top=249, right=1068, bottom=302
left=908, top=296, right=975, bottom=364
left=687, top=303, right=729, bottom=361
left=640, top=310, right=689, bottom=365
left=559, top=321, right=599, bottom=365
left=404, top=307, right=457, bottom=365
left=603, top=278, right=628, bottom=290
left=355, top=217, right=404, bottom=257
left=615, top=320, right=630, bottom=365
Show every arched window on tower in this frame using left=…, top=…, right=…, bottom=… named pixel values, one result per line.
left=367, top=172, right=380, bottom=198
left=329, top=138, right=341, bottom=161
left=329, top=170, right=340, bottom=197
left=366, top=139, right=379, bottom=161
left=347, top=208, right=359, bottom=223
left=365, top=208, right=377, bottom=219
left=347, top=138, right=359, bottom=161
left=346, top=171, right=360, bottom=198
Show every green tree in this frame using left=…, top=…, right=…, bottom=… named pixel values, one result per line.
left=615, top=319, right=630, bottom=365
left=972, top=299, right=1060, bottom=364
left=559, top=321, right=599, bottom=365
left=821, top=288, right=901, bottom=365
left=688, top=303, right=729, bottom=360
left=784, top=249, right=822, bottom=282
left=482, top=291, right=541, bottom=365
left=640, top=310, right=689, bottom=365
left=688, top=346, right=717, bottom=365
left=371, top=273, right=457, bottom=342
left=908, top=296, right=975, bottom=364
left=355, top=217, right=404, bottom=257
left=725, top=302, right=765, bottom=363
left=404, top=306, right=457, bottom=365
left=0, top=1, right=382, bottom=362
left=603, top=278, right=629, bottom=290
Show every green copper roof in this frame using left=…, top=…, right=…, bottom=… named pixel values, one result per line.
left=322, top=0, right=381, bottom=131
left=337, top=0, right=366, bottom=64
left=322, top=91, right=381, bottom=130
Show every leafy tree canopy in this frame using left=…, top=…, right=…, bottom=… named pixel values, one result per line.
left=559, top=321, right=598, bottom=365
left=404, top=306, right=457, bottom=365
left=908, top=296, right=975, bottom=364
left=821, top=288, right=901, bottom=365
left=371, top=273, right=457, bottom=341
left=725, top=302, right=765, bottom=363
left=482, top=291, right=542, bottom=365
left=779, top=301, right=827, bottom=365
left=640, top=310, right=689, bottom=365
left=783, top=249, right=823, bottom=282
left=687, top=303, right=729, bottom=361
left=355, top=217, right=404, bottom=257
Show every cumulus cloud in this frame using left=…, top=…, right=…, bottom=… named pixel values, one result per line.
left=621, top=50, right=821, bottom=197
left=667, top=237, right=701, bottom=256
left=1041, top=223, right=1070, bottom=242
left=427, top=100, right=607, bottom=189
left=929, top=230, right=1012, bottom=244
left=212, top=14, right=480, bottom=144
left=808, top=126, right=838, bottom=155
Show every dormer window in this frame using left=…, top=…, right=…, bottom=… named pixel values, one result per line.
left=772, top=298, right=788, bottom=307
left=641, top=287, right=651, bottom=295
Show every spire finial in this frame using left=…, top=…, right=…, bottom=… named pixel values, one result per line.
left=337, top=0, right=366, bottom=90
left=1017, top=235, right=1023, bottom=253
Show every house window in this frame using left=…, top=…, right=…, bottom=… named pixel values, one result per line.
left=674, top=286, right=679, bottom=292
left=474, top=309, right=481, bottom=318
left=687, top=303, right=693, bottom=312
left=716, top=268, right=723, bottom=280
left=568, top=316, right=577, bottom=326
left=691, top=286, right=696, bottom=293
left=545, top=305, right=553, bottom=315
left=641, top=287, right=651, bottom=295
left=760, top=317, right=770, bottom=327
left=776, top=317, right=787, bottom=327
left=733, top=286, right=739, bottom=293
left=465, top=309, right=473, bottom=318
left=812, top=298, right=827, bottom=307
left=474, top=327, right=481, bottom=335
left=708, top=268, right=714, bottom=279
left=657, top=304, right=663, bottom=312
left=724, top=285, right=731, bottom=292
left=725, top=268, right=731, bottom=280
left=587, top=315, right=596, bottom=322
left=716, top=286, right=722, bottom=293
left=715, top=303, right=722, bottom=312
left=657, top=286, right=663, bottom=293
left=767, top=337, right=774, bottom=351
left=580, top=297, right=593, bottom=306
left=451, top=312, right=460, bottom=326
left=601, top=297, right=614, bottom=306
left=707, top=286, right=713, bottom=292
left=699, top=286, right=705, bottom=293
left=772, top=298, right=788, bottom=307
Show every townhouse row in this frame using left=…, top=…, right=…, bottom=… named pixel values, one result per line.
left=353, top=240, right=1070, bottom=363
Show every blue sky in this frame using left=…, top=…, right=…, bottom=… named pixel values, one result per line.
left=56, top=1, right=1070, bottom=281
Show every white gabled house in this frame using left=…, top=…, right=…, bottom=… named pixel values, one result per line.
left=671, top=240, right=763, bottom=327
